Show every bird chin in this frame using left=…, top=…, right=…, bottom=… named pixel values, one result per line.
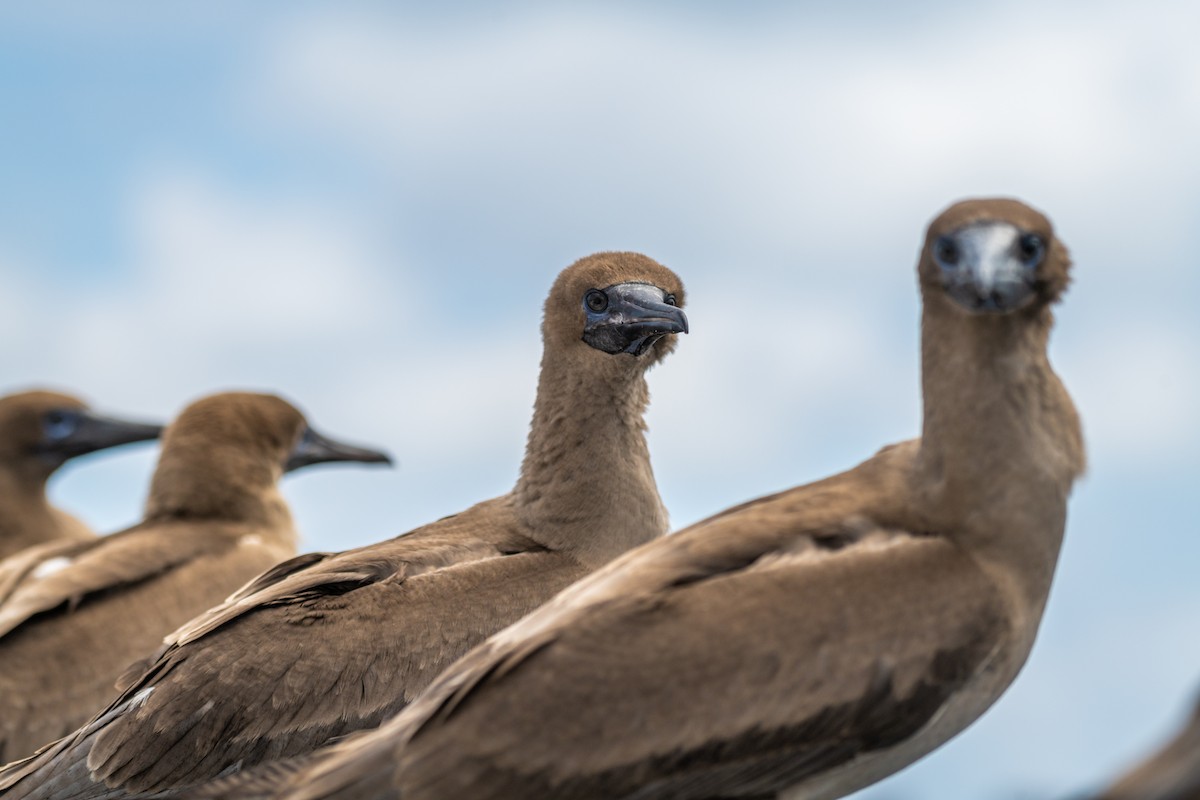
left=582, top=328, right=662, bottom=356
left=625, top=333, right=666, bottom=356
left=945, top=284, right=1037, bottom=315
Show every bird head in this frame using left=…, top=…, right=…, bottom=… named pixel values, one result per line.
left=145, top=392, right=391, bottom=521
left=0, top=390, right=161, bottom=480
left=919, top=198, right=1071, bottom=315
left=542, top=252, right=688, bottom=369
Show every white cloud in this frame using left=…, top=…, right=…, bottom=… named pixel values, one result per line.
left=0, top=255, right=42, bottom=349
left=244, top=0, right=1200, bottom=481
left=247, top=3, right=1200, bottom=256
left=1061, top=324, right=1200, bottom=463
left=337, top=329, right=539, bottom=471
left=0, top=169, right=405, bottom=409
left=129, top=172, right=392, bottom=341
left=648, top=282, right=916, bottom=460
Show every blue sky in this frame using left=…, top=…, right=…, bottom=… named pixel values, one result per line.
left=1, top=2, right=1198, bottom=797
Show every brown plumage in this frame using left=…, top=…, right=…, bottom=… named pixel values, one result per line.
left=0, top=391, right=389, bottom=766
left=251, top=198, right=1086, bottom=800
left=0, top=252, right=687, bottom=799
left=0, top=390, right=161, bottom=560
left=1091, top=688, right=1200, bottom=800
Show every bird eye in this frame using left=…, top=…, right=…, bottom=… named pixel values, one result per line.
left=663, top=294, right=677, bottom=307
left=43, top=410, right=79, bottom=441
left=934, top=236, right=960, bottom=266
left=1017, top=233, right=1045, bottom=266
left=584, top=289, right=609, bottom=313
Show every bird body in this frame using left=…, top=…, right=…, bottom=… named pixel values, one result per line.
left=0, top=252, right=687, bottom=798
left=0, top=392, right=389, bottom=764
left=0, top=519, right=294, bottom=765
left=80, top=501, right=588, bottom=792
left=260, top=198, right=1084, bottom=800
left=0, top=391, right=162, bottom=560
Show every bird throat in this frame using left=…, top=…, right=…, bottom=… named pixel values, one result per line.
left=514, top=355, right=665, bottom=567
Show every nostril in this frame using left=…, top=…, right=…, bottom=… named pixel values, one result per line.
left=990, top=289, right=1004, bottom=307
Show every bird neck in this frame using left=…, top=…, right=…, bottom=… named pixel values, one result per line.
left=514, top=350, right=668, bottom=569
left=0, top=465, right=88, bottom=554
left=142, top=447, right=298, bottom=549
left=914, top=294, right=1085, bottom=614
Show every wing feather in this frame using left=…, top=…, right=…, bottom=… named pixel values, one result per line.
left=398, top=531, right=1004, bottom=800
left=0, top=525, right=293, bottom=766
left=0, top=523, right=244, bottom=639
left=279, top=491, right=1005, bottom=800
left=62, top=524, right=576, bottom=794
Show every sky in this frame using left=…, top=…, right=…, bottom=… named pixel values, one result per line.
left=0, top=1, right=1198, bottom=797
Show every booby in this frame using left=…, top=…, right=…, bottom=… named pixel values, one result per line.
left=1090, top=687, right=1200, bottom=800
left=0, top=391, right=390, bottom=765
left=0, top=390, right=161, bottom=560
left=0, top=252, right=687, bottom=798
left=251, top=198, right=1086, bottom=800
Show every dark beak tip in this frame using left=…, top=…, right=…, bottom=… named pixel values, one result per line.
left=649, top=307, right=688, bottom=336
left=286, top=427, right=395, bottom=473
left=324, top=446, right=394, bottom=469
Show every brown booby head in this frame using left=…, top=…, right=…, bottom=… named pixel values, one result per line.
left=543, top=252, right=688, bottom=366
left=0, top=390, right=162, bottom=479
left=920, top=198, right=1071, bottom=314
left=144, top=392, right=392, bottom=521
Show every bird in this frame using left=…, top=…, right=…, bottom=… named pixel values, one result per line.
left=0, top=251, right=688, bottom=798
left=0, top=391, right=391, bottom=766
left=1088, top=686, right=1200, bottom=800
left=248, top=197, right=1086, bottom=800
left=0, top=390, right=162, bottom=560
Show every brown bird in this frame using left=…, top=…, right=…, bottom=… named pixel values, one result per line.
left=0, top=390, right=161, bottom=560
left=0, top=391, right=390, bottom=766
left=0, top=252, right=687, bottom=798
left=247, top=197, right=1086, bottom=800
left=1090, top=687, right=1200, bottom=800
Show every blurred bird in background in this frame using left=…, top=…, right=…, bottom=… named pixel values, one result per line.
left=0, top=390, right=160, bottom=559
left=0, top=391, right=390, bottom=764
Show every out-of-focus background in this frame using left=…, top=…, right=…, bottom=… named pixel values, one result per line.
left=1, top=2, right=1196, bottom=797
